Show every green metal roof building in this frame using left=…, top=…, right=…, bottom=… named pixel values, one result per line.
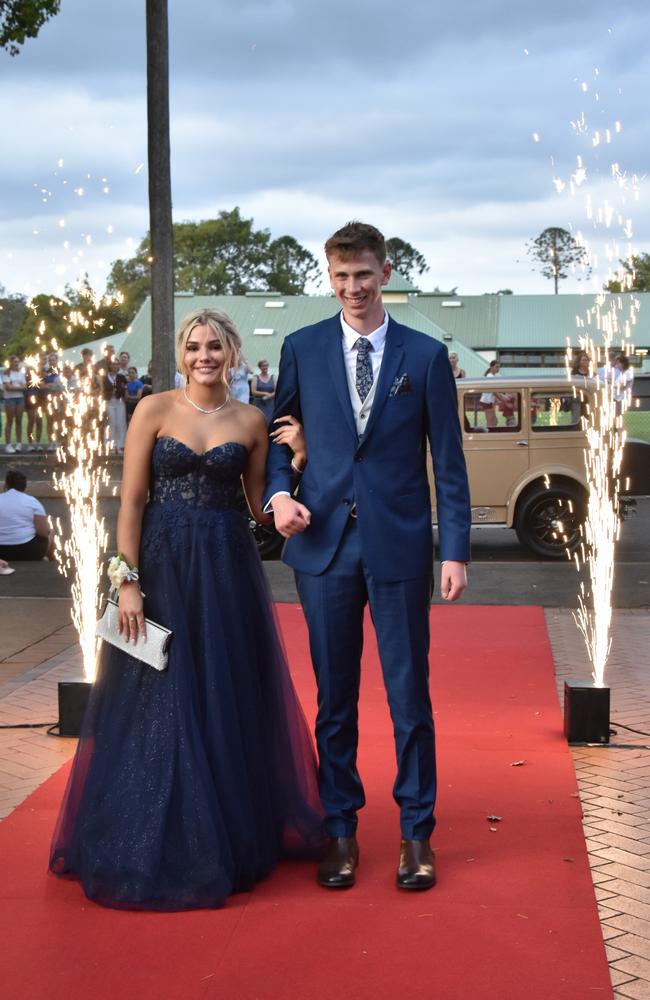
left=66, top=277, right=650, bottom=378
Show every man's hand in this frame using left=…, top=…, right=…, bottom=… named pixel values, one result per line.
left=271, top=493, right=311, bottom=538
left=440, top=561, right=467, bottom=602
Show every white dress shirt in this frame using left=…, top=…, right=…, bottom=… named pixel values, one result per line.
left=340, top=311, right=388, bottom=385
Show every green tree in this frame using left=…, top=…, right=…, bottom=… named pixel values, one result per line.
left=605, top=253, right=650, bottom=293
left=4, top=278, right=129, bottom=357
left=385, top=237, right=429, bottom=284
left=0, top=286, right=28, bottom=355
left=527, top=227, right=591, bottom=294
left=107, top=210, right=321, bottom=314
left=4, top=294, right=69, bottom=357
left=265, top=235, right=320, bottom=294
left=0, top=0, right=60, bottom=55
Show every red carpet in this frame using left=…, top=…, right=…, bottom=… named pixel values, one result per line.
left=0, top=606, right=611, bottom=1000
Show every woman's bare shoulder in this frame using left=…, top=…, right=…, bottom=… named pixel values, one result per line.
left=136, top=389, right=181, bottom=415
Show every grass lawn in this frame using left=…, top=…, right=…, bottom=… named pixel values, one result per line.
left=624, top=410, right=650, bottom=443
left=1, top=411, right=53, bottom=449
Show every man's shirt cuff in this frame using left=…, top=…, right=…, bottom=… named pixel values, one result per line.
left=263, top=491, right=291, bottom=514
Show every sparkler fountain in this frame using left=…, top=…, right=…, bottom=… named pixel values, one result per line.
left=539, top=59, right=642, bottom=742
left=52, top=367, right=110, bottom=735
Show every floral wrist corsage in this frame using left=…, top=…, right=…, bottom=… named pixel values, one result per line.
left=107, top=553, right=140, bottom=597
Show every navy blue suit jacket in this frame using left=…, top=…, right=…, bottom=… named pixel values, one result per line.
left=263, top=314, right=471, bottom=582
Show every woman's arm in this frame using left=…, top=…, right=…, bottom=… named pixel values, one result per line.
left=270, top=415, right=306, bottom=472
left=241, top=413, right=274, bottom=525
left=250, top=376, right=265, bottom=399
left=115, top=395, right=160, bottom=639
left=33, top=514, right=51, bottom=538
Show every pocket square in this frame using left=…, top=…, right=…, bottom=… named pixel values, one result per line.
left=389, top=373, right=411, bottom=397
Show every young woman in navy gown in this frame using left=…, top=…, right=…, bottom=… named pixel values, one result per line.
left=49, top=309, right=324, bottom=910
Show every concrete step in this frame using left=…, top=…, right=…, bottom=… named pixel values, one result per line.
left=0, top=454, right=123, bottom=498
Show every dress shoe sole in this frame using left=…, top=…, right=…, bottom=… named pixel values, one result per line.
left=317, top=875, right=357, bottom=889
left=396, top=876, right=437, bottom=891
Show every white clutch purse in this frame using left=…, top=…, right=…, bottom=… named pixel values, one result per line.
left=96, top=599, right=172, bottom=671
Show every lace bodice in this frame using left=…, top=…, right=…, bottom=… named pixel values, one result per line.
left=149, top=437, right=247, bottom=509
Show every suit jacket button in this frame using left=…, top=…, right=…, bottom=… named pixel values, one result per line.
left=355, top=455, right=362, bottom=462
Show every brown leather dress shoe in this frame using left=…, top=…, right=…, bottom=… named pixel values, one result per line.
left=317, top=836, right=359, bottom=888
left=396, top=838, right=436, bottom=890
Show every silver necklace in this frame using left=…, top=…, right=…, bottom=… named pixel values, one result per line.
left=183, top=387, right=230, bottom=414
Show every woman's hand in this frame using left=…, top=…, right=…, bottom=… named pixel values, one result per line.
left=270, top=415, right=306, bottom=469
left=118, top=581, right=146, bottom=643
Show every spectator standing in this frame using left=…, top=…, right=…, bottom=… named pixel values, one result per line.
left=615, top=355, right=634, bottom=414
left=229, top=357, right=254, bottom=403
left=102, top=361, right=127, bottom=453
left=95, top=344, right=115, bottom=382
left=571, top=351, right=591, bottom=377
left=74, top=348, right=95, bottom=380
left=250, top=359, right=275, bottom=424
left=124, top=366, right=144, bottom=423
left=42, top=352, right=64, bottom=451
left=3, top=356, right=27, bottom=453
left=448, top=352, right=466, bottom=379
left=0, top=470, right=54, bottom=561
left=140, top=361, right=153, bottom=398
left=117, top=351, right=130, bottom=378
left=479, top=360, right=501, bottom=429
left=25, top=352, right=46, bottom=452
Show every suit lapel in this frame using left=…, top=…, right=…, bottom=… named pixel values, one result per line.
left=325, top=315, right=358, bottom=441
left=359, top=317, right=405, bottom=446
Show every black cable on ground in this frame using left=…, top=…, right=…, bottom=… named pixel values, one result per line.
left=610, top=720, right=650, bottom=738
left=0, top=722, right=56, bottom=729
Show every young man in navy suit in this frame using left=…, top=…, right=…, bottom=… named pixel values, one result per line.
left=265, top=222, right=471, bottom=890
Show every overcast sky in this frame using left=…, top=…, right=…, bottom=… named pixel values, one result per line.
left=1, top=0, right=648, bottom=300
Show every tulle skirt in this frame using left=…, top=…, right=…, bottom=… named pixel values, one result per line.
left=49, top=501, right=325, bottom=910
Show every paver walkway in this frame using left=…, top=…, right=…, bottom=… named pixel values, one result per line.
left=1, top=607, right=648, bottom=999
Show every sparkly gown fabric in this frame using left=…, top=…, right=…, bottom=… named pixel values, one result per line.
left=49, top=437, right=325, bottom=910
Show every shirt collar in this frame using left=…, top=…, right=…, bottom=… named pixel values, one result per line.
left=340, top=310, right=389, bottom=352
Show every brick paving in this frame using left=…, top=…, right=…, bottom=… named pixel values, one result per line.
left=548, top=609, right=650, bottom=1000
left=0, top=623, right=80, bottom=819
left=0, top=606, right=648, bottom=998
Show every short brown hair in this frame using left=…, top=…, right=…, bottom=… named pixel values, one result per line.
left=324, top=221, right=386, bottom=265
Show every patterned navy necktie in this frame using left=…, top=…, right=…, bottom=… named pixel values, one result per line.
left=354, top=337, right=374, bottom=402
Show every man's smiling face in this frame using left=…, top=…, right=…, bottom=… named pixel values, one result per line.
left=328, top=250, right=391, bottom=329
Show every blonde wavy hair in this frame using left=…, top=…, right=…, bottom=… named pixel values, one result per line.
left=175, top=308, right=242, bottom=388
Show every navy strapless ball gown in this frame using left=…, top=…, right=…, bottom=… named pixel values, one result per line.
left=49, top=437, right=325, bottom=910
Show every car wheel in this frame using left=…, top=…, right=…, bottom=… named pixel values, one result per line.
left=235, top=489, right=284, bottom=560
left=515, top=483, right=585, bottom=559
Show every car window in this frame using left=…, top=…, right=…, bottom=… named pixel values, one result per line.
left=463, top=391, right=521, bottom=433
left=530, top=392, right=584, bottom=432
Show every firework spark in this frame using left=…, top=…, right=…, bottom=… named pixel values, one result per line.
left=53, top=369, right=110, bottom=681
left=549, top=56, right=641, bottom=687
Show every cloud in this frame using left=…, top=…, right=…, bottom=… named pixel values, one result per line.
left=0, top=0, right=648, bottom=299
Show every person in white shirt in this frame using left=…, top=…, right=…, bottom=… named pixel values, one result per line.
left=479, top=360, right=501, bottom=429
left=0, top=470, right=53, bottom=560
left=615, top=355, right=634, bottom=412
left=3, top=356, right=27, bottom=454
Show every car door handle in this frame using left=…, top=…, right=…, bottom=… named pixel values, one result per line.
left=516, top=440, right=529, bottom=446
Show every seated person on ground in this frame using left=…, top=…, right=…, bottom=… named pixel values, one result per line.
left=0, top=470, right=54, bottom=561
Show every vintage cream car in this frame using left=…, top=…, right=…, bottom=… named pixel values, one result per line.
left=433, top=375, right=614, bottom=559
